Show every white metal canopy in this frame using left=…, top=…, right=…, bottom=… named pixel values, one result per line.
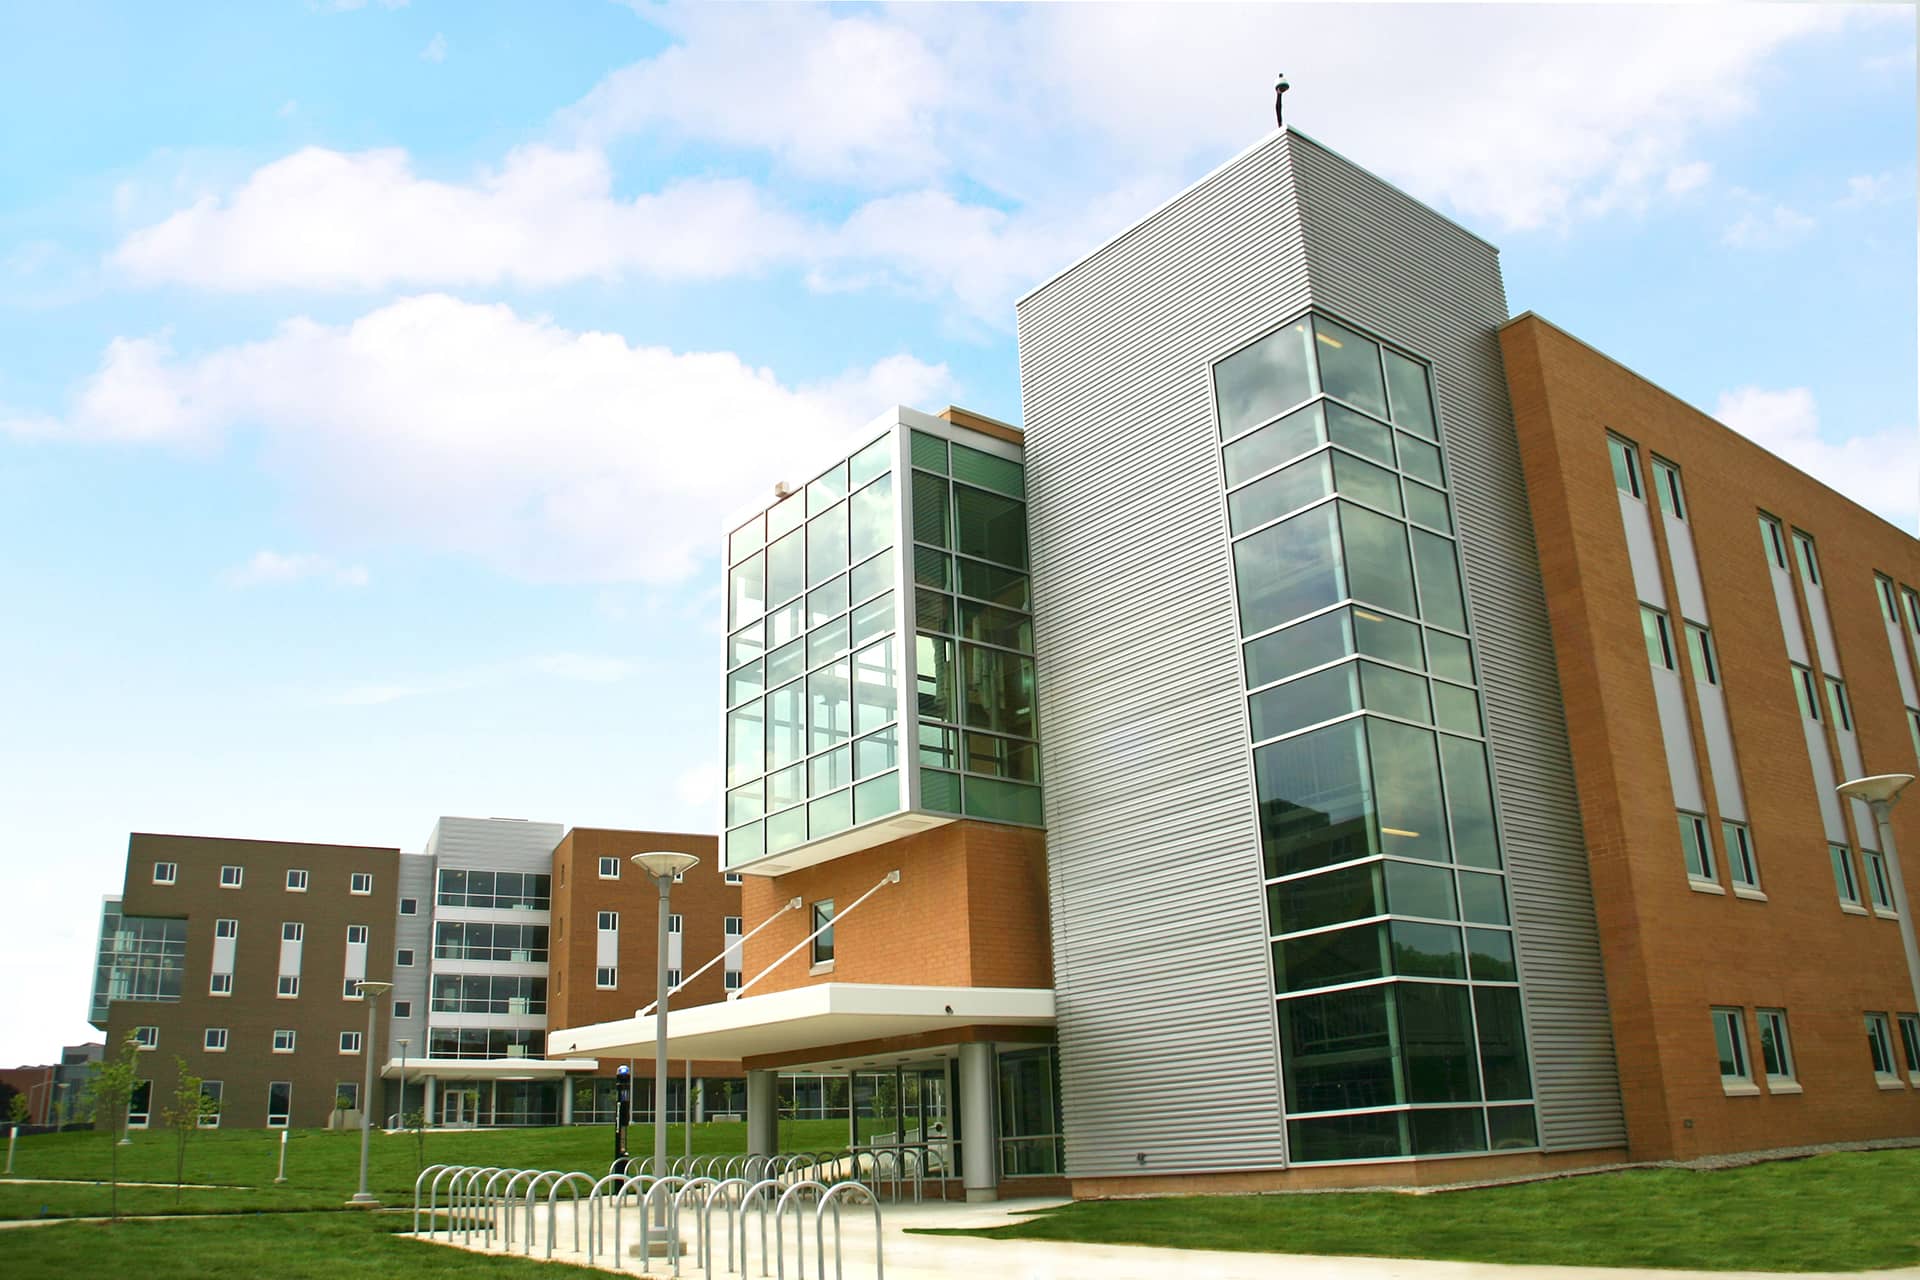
left=548, top=983, right=1056, bottom=1063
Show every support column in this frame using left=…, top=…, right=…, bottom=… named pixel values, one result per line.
left=746, top=1070, right=778, bottom=1157
left=957, top=1042, right=997, bottom=1203
left=561, top=1078, right=573, bottom=1126
left=423, top=1076, right=436, bottom=1129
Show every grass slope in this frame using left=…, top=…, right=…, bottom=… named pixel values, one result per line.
left=936, top=1150, right=1920, bottom=1273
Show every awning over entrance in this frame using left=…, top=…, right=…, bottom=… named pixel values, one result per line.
left=549, top=983, right=1055, bottom=1064
left=379, top=1056, right=600, bottom=1080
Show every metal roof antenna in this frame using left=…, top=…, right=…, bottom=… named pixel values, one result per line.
left=1274, top=72, right=1290, bottom=129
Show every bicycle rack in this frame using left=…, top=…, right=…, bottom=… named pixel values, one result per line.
left=775, top=1181, right=829, bottom=1280
left=817, top=1181, right=884, bottom=1280
left=541, top=1170, right=596, bottom=1259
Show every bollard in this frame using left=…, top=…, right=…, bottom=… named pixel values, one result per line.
left=274, top=1128, right=288, bottom=1184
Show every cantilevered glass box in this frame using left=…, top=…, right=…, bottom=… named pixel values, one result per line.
left=721, top=407, right=1042, bottom=873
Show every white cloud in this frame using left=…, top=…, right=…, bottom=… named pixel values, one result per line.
left=16, top=294, right=955, bottom=583
left=225, top=550, right=369, bottom=588
left=421, top=32, right=446, bottom=63
left=1665, top=162, right=1713, bottom=196
left=112, top=146, right=811, bottom=292
left=1837, top=172, right=1898, bottom=208
left=1721, top=201, right=1816, bottom=249
left=1715, top=386, right=1918, bottom=532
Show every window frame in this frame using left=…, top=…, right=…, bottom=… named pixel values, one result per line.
left=220, top=865, right=244, bottom=889
left=595, top=966, right=618, bottom=989
left=339, top=1031, right=363, bottom=1055
left=1678, top=811, right=1716, bottom=884
left=346, top=924, right=369, bottom=945
left=286, top=868, right=308, bottom=893
left=1866, top=1013, right=1901, bottom=1084
left=215, top=917, right=238, bottom=939
left=811, top=899, right=837, bottom=967
left=210, top=972, right=233, bottom=996
left=399, top=896, right=418, bottom=916
left=1651, top=456, right=1686, bottom=519
left=204, top=1027, right=228, bottom=1053
left=1864, top=850, right=1896, bottom=912
left=1711, top=1006, right=1754, bottom=1091
left=277, top=975, right=300, bottom=998
left=272, top=1029, right=297, bottom=1054
left=1898, top=1013, right=1920, bottom=1083
left=1831, top=843, right=1863, bottom=906
left=349, top=872, right=373, bottom=896
left=394, top=999, right=412, bottom=1020
left=1607, top=435, right=1643, bottom=498
left=1756, top=1008, right=1795, bottom=1085
left=133, top=1025, right=159, bottom=1051
left=266, top=1082, right=292, bottom=1129
left=1759, top=513, right=1788, bottom=569
left=1792, top=664, right=1821, bottom=722
left=152, top=861, right=177, bottom=885
left=1723, top=821, right=1760, bottom=890
left=282, top=921, right=304, bottom=943
left=1641, top=606, right=1676, bottom=671
left=1791, top=529, right=1821, bottom=586
left=1684, top=623, right=1719, bottom=686
left=1825, top=677, right=1853, bottom=732
left=598, top=856, right=621, bottom=880
left=396, top=947, right=415, bottom=967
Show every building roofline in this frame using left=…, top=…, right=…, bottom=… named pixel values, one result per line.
left=1017, top=126, right=1499, bottom=309
left=128, top=831, right=402, bottom=854
left=1503, top=310, right=1919, bottom=541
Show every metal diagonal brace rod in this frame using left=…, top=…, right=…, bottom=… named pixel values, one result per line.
left=729, top=870, right=901, bottom=999
left=637, top=897, right=803, bottom=1018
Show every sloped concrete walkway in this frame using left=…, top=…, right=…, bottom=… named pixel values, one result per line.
left=407, top=1195, right=1920, bottom=1280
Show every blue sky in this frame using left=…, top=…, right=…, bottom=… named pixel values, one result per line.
left=1, top=1, right=1913, bottom=1063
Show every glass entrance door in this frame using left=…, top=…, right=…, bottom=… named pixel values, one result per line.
left=441, top=1086, right=469, bottom=1127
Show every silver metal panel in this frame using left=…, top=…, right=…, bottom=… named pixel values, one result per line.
left=1804, top=719, right=1848, bottom=843
left=422, top=816, right=564, bottom=872
left=1696, top=686, right=1747, bottom=822
left=1288, top=135, right=1626, bottom=1152
left=1769, top=567, right=1809, bottom=665
left=1806, top=588, right=1843, bottom=679
left=1885, top=619, right=1918, bottom=708
left=1664, top=515, right=1707, bottom=624
left=1621, top=496, right=1667, bottom=607
left=1652, top=670, right=1705, bottom=812
left=1834, top=728, right=1878, bottom=850
left=390, top=853, right=433, bottom=1056
left=1016, top=137, right=1308, bottom=1177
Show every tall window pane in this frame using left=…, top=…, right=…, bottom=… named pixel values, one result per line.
left=1312, top=316, right=1388, bottom=418
left=954, top=486, right=1028, bottom=568
left=1216, top=318, right=1315, bottom=439
left=1368, top=719, right=1449, bottom=863
left=1340, top=503, right=1418, bottom=618
left=1234, top=503, right=1341, bottom=636
left=1255, top=720, right=1372, bottom=877
left=961, top=644, right=1036, bottom=738
left=1382, top=349, right=1436, bottom=438
left=848, top=473, right=894, bottom=564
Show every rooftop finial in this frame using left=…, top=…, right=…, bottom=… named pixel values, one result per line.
left=1274, top=73, right=1290, bottom=129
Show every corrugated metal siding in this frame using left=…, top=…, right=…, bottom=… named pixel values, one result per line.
left=1288, top=135, right=1627, bottom=1150
left=423, top=816, right=565, bottom=871
left=1016, top=140, right=1307, bottom=1177
left=392, top=854, right=434, bottom=1050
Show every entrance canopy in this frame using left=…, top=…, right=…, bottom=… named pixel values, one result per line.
left=549, top=983, right=1055, bottom=1064
left=379, top=1056, right=599, bottom=1081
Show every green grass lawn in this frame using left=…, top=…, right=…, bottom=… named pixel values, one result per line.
left=934, top=1148, right=1920, bottom=1273
left=0, top=1119, right=850, bottom=1219
left=0, top=1211, right=605, bottom=1279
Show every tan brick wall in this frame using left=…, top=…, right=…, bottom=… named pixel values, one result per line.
left=110, top=833, right=400, bottom=1129
left=1503, top=314, right=1920, bottom=1160
left=739, top=820, right=1052, bottom=995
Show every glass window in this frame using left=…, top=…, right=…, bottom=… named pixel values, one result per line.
left=1792, top=530, right=1820, bottom=586
left=1865, top=850, right=1895, bottom=910
left=1466, top=927, right=1516, bottom=981
left=1825, top=677, right=1853, bottom=732
left=727, top=700, right=764, bottom=785
left=1712, top=1007, right=1750, bottom=1083
left=807, top=462, right=847, bottom=515
left=964, top=730, right=1040, bottom=782
left=920, top=766, right=962, bottom=813
left=1475, top=987, right=1531, bottom=1099
left=1684, top=623, right=1718, bottom=684
left=1431, top=683, right=1480, bottom=736
left=915, top=587, right=954, bottom=635
left=1792, top=664, right=1820, bottom=720
left=1642, top=607, right=1676, bottom=669
left=916, top=635, right=956, bottom=722
left=1724, top=822, right=1759, bottom=889
left=729, top=512, right=764, bottom=564
left=855, top=770, right=901, bottom=823
left=1439, top=736, right=1500, bottom=869
left=808, top=574, right=849, bottom=628
left=850, top=591, right=893, bottom=647
left=849, top=434, right=891, bottom=489
left=912, top=471, right=950, bottom=547
left=961, top=644, right=1036, bottom=738
left=951, top=443, right=1024, bottom=497
left=1831, top=843, right=1861, bottom=905
left=1333, top=450, right=1401, bottom=517
left=1382, top=348, right=1436, bottom=438
left=811, top=901, right=836, bottom=965
left=1249, top=664, right=1359, bottom=743
left=1403, top=479, right=1450, bottom=531
left=1269, top=861, right=1382, bottom=934
left=267, top=1082, right=291, bottom=1129
left=1311, top=316, right=1388, bottom=418
left=1409, top=529, right=1466, bottom=632
left=1255, top=720, right=1371, bottom=878
left=958, top=557, right=1030, bottom=610
left=767, top=681, right=805, bottom=771
left=1651, top=458, right=1685, bottom=519
left=1757, top=1009, right=1795, bottom=1082
left=1399, top=982, right=1480, bottom=1103
left=1324, top=402, right=1395, bottom=466
left=1370, top=720, right=1449, bottom=863
left=850, top=548, right=892, bottom=604
left=852, top=641, right=895, bottom=736
left=1362, top=661, right=1430, bottom=724
left=153, top=861, right=177, bottom=885
left=1759, top=513, right=1787, bottom=568
left=809, top=744, right=853, bottom=793
left=807, top=505, right=848, bottom=584
left=729, top=551, right=765, bottom=628
left=767, top=490, right=805, bottom=540
left=1235, top=503, right=1341, bottom=636
left=727, top=781, right=762, bottom=826
left=954, top=485, right=1027, bottom=568
left=1397, top=434, right=1444, bottom=487
left=848, top=472, right=894, bottom=564
left=285, top=869, right=307, bottom=892
left=1899, top=1014, right=1920, bottom=1077
left=1457, top=870, right=1509, bottom=924
left=855, top=726, right=897, bottom=779
left=1215, top=317, right=1315, bottom=439
left=910, top=430, right=948, bottom=473
left=1245, top=608, right=1347, bottom=688
left=766, top=635, right=805, bottom=687
left=1275, top=921, right=1388, bottom=992
left=1223, top=401, right=1324, bottom=486
left=1608, top=436, right=1641, bottom=497
left=1287, top=1110, right=1406, bottom=1163
left=767, top=763, right=805, bottom=811
left=1866, top=1013, right=1897, bottom=1078
left=1385, top=860, right=1456, bottom=920
left=807, top=660, right=852, bottom=752
left=1279, top=985, right=1400, bottom=1115
left=767, top=527, right=805, bottom=607
left=1426, top=631, right=1473, bottom=684
left=962, top=774, right=1044, bottom=824
left=1678, top=811, right=1715, bottom=881
left=1346, top=504, right=1419, bottom=619
left=220, top=865, right=243, bottom=888
left=1228, top=450, right=1331, bottom=535
left=728, top=657, right=762, bottom=707
left=807, top=615, right=850, bottom=668
left=1392, top=920, right=1465, bottom=979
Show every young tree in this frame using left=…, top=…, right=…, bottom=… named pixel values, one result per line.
left=7, top=1093, right=29, bottom=1128
left=86, top=1035, right=143, bottom=1221
left=160, top=1057, right=219, bottom=1202
left=403, top=1107, right=427, bottom=1174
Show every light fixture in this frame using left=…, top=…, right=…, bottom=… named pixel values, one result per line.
left=632, top=850, right=702, bottom=880
left=1380, top=827, right=1420, bottom=839
left=1837, top=774, right=1915, bottom=806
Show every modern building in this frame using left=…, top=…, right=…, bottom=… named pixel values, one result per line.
left=86, top=818, right=747, bottom=1130
left=553, top=126, right=1919, bottom=1198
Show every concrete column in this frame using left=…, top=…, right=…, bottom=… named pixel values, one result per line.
left=957, top=1042, right=997, bottom=1203
left=423, top=1075, right=436, bottom=1128
left=746, top=1070, right=778, bottom=1156
left=561, top=1078, right=573, bottom=1126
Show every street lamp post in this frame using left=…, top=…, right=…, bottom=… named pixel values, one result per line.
left=631, top=850, right=700, bottom=1227
left=1837, top=774, right=1920, bottom=1019
left=351, top=980, right=394, bottom=1206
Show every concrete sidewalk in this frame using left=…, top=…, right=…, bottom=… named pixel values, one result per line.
left=407, top=1194, right=1920, bottom=1280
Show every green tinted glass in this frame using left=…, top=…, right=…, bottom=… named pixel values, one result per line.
left=951, top=443, right=1024, bottom=497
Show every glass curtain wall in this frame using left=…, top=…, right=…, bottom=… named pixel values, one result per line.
left=1213, top=311, right=1537, bottom=1164
left=908, top=430, right=1044, bottom=826
left=725, top=433, right=905, bottom=865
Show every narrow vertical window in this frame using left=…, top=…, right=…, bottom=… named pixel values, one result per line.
left=1607, top=436, right=1642, bottom=497
left=1864, top=851, right=1896, bottom=911
left=1712, top=1007, right=1751, bottom=1087
left=1791, top=530, right=1821, bottom=586
left=1825, top=678, right=1853, bottom=732
left=1759, top=514, right=1788, bottom=569
left=1651, top=457, right=1685, bottom=519
left=1756, top=1009, right=1794, bottom=1083
left=1866, top=1014, right=1900, bottom=1081
left=1684, top=624, right=1718, bottom=685
left=1876, top=574, right=1899, bottom=621
left=1791, top=665, right=1820, bottom=721
left=1678, top=812, right=1715, bottom=882
left=1898, top=1014, right=1920, bottom=1080
left=1641, top=607, right=1676, bottom=670
left=811, top=900, right=836, bottom=965
left=1831, top=844, right=1862, bottom=906
left=1723, top=822, right=1759, bottom=889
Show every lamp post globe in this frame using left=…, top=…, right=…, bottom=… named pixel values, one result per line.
left=631, top=851, right=699, bottom=1226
